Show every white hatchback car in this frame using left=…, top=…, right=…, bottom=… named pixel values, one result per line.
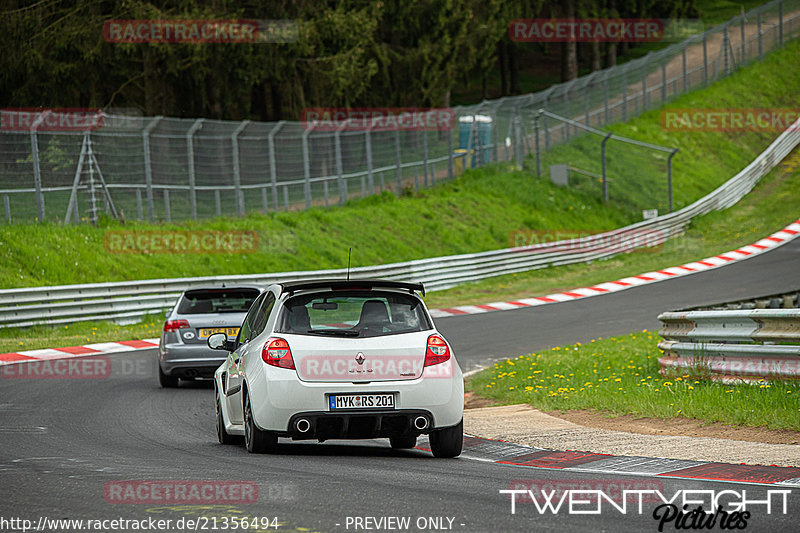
left=208, top=279, right=464, bottom=457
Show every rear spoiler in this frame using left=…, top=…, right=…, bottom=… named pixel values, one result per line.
left=278, top=279, right=425, bottom=297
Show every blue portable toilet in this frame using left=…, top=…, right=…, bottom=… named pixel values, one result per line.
left=457, top=115, right=493, bottom=167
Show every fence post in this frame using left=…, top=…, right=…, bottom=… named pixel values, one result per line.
left=365, top=125, right=374, bottom=195
left=302, top=124, right=313, bottom=208
left=336, top=123, right=347, bottom=204
left=231, top=120, right=249, bottom=216
left=723, top=25, right=730, bottom=76
left=215, top=190, right=222, bottom=216
left=142, top=116, right=162, bottom=221
left=534, top=110, right=541, bottom=177
left=601, top=132, right=613, bottom=203
left=563, top=88, right=570, bottom=140
left=491, top=106, right=499, bottom=163
left=164, top=189, right=171, bottom=222
left=702, top=33, right=708, bottom=86
left=136, top=189, right=143, bottom=220
left=740, top=12, right=746, bottom=65
left=186, top=118, right=203, bottom=220
left=779, top=0, right=784, bottom=46
left=3, top=195, right=9, bottom=223
left=641, top=56, right=648, bottom=112
left=447, top=124, right=454, bottom=180
left=757, top=9, right=762, bottom=61
left=584, top=75, right=591, bottom=127
left=668, top=149, right=679, bottom=212
left=268, top=121, right=285, bottom=211
left=621, top=64, right=628, bottom=121
left=29, top=111, right=50, bottom=222
left=682, top=45, right=687, bottom=93
left=661, top=56, right=666, bottom=103
left=422, top=129, right=429, bottom=184
left=603, top=71, right=609, bottom=125
left=65, top=132, right=89, bottom=224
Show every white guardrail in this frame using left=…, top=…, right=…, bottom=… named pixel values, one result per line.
left=657, top=309, right=800, bottom=381
left=2, top=116, right=800, bottom=328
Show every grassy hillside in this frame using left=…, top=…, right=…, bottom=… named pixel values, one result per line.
left=1, top=40, right=800, bottom=290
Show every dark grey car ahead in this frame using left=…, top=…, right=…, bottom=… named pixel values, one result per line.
left=157, top=286, right=261, bottom=387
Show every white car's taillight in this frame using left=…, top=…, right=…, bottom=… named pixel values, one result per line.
left=425, top=334, right=451, bottom=366
left=262, top=337, right=295, bottom=369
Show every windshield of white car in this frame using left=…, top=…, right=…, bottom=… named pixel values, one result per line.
left=279, top=291, right=431, bottom=338
left=177, top=288, right=260, bottom=314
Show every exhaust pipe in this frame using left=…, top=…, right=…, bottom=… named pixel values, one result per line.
left=295, top=418, right=311, bottom=433
left=413, top=416, right=429, bottom=430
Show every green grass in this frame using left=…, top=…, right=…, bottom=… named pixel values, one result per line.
left=425, top=153, right=800, bottom=308
left=0, top=314, right=163, bottom=354
left=467, top=330, right=800, bottom=431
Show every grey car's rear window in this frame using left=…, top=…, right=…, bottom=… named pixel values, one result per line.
left=177, top=289, right=260, bottom=314
left=278, top=290, right=431, bottom=338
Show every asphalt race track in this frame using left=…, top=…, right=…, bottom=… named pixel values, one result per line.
left=2, top=238, right=799, bottom=532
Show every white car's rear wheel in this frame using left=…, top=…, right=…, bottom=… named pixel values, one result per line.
left=389, top=436, right=418, bottom=449
left=215, top=386, right=239, bottom=445
left=244, top=394, right=277, bottom=453
left=429, top=420, right=463, bottom=458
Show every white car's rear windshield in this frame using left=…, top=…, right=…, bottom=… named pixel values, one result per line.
left=279, top=291, right=431, bottom=338
left=177, top=288, right=260, bottom=314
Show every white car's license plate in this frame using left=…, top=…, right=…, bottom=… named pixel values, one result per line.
left=329, top=393, right=394, bottom=410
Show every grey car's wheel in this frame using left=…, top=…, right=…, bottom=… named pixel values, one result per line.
left=390, top=436, right=418, bottom=449
left=215, top=387, right=239, bottom=445
left=429, top=420, right=463, bottom=458
left=244, top=394, right=278, bottom=454
left=158, top=365, right=179, bottom=388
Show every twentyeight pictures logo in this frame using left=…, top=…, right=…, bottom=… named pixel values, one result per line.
left=509, top=19, right=664, bottom=42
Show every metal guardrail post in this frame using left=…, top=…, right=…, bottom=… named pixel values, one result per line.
left=142, top=117, right=162, bottom=221
left=302, top=123, right=314, bottom=208
left=268, top=121, right=285, bottom=211
left=336, top=122, right=348, bottom=204
left=29, top=110, right=50, bottom=222
left=668, top=149, right=679, bottom=212
left=601, top=132, right=613, bottom=203
left=231, top=120, right=250, bottom=216
left=185, top=119, right=203, bottom=219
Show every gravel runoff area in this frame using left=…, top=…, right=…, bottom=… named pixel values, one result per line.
left=464, top=404, right=800, bottom=467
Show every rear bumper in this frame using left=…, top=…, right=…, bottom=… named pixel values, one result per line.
left=159, top=343, right=226, bottom=377
left=284, top=410, right=433, bottom=440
